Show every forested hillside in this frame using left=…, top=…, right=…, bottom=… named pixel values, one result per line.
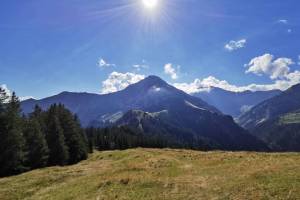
left=0, top=88, right=88, bottom=177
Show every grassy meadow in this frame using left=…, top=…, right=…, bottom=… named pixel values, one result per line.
left=0, top=148, right=299, bottom=200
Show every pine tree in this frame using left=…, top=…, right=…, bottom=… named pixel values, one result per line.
left=30, top=105, right=46, bottom=134
left=0, top=92, right=27, bottom=176
left=46, top=105, right=69, bottom=166
left=88, top=136, right=94, bottom=153
left=0, top=87, right=7, bottom=176
left=0, top=86, right=7, bottom=147
left=85, top=127, right=96, bottom=153
left=73, top=114, right=88, bottom=158
left=57, top=105, right=88, bottom=164
left=31, top=104, right=43, bottom=118
left=24, top=118, right=49, bottom=169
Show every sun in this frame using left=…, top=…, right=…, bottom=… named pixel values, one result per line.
left=142, top=0, right=158, bottom=9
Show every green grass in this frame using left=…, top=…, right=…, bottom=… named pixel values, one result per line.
left=0, top=148, right=300, bottom=200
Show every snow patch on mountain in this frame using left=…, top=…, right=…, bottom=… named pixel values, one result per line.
left=184, top=100, right=206, bottom=111
left=101, top=111, right=124, bottom=123
left=148, top=110, right=168, bottom=118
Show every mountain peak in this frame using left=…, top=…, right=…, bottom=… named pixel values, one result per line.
left=143, top=75, right=167, bottom=85
left=125, top=75, right=169, bottom=92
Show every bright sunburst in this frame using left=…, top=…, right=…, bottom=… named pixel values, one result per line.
left=142, top=0, right=158, bottom=9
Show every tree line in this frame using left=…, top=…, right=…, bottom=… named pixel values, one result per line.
left=84, top=126, right=216, bottom=153
left=85, top=126, right=171, bottom=151
left=0, top=88, right=88, bottom=177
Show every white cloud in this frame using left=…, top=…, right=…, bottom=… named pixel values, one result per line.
left=164, top=63, right=179, bottom=80
left=225, top=39, right=247, bottom=51
left=287, top=29, right=292, bottom=33
left=174, top=76, right=250, bottom=94
left=0, top=84, right=11, bottom=97
left=284, top=70, right=300, bottom=86
left=277, top=19, right=288, bottom=24
left=272, top=58, right=293, bottom=78
left=173, top=72, right=300, bottom=94
left=245, top=54, right=293, bottom=79
left=101, top=72, right=145, bottom=94
left=97, top=58, right=115, bottom=68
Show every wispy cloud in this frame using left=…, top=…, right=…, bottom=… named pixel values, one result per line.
left=97, top=58, right=116, bottom=68
left=276, top=19, right=292, bottom=33
left=225, top=39, right=247, bottom=51
left=132, top=60, right=149, bottom=71
left=277, top=19, right=288, bottom=24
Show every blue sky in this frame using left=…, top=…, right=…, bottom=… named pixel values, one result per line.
left=1, top=0, right=300, bottom=99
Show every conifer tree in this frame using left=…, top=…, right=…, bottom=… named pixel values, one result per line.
left=31, top=104, right=43, bottom=118
left=0, top=92, right=27, bottom=176
left=0, top=87, right=7, bottom=176
left=46, top=105, right=69, bottom=166
left=57, top=105, right=88, bottom=164
left=85, top=127, right=96, bottom=153
left=0, top=87, right=7, bottom=144
left=24, top=118, right=49, bottom=169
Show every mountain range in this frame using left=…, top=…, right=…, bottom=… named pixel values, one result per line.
left=21, top=76, right=268, bottom=151
left=22, top=76, right=218, bottom=127
left=193, top=87, right=281, bottom=117
left=238, top=84, right=300, bottom=151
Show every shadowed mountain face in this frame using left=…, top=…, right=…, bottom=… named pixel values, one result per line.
left=238, top=84, right=300, bottom=130
left=193, top=88, right=281, bottom=118
left=114, top=109, right=268, bottom=151
left=238, top=84, right=300, bottom=151
left=250, top=110, right=300, bottom=151
left=21, top=75, right=268, bottom=151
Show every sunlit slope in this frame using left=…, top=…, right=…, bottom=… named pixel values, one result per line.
left=280, top=110, right=300, bottom=124
left=0, top=148, right=299, bottom=200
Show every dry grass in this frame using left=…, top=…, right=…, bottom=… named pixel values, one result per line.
left=0, top=148, right=299, bottom=200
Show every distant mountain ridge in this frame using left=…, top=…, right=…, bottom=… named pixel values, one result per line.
left=237, top=83, right=300, bottom=151
left=193, top=87, right=281, bottom=117
left=238, top=84, right=300, bottom=130
left=21, top=75, right=268, bottom=151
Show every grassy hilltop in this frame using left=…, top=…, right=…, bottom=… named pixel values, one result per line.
left=0, top=148, right=299, bottom=200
